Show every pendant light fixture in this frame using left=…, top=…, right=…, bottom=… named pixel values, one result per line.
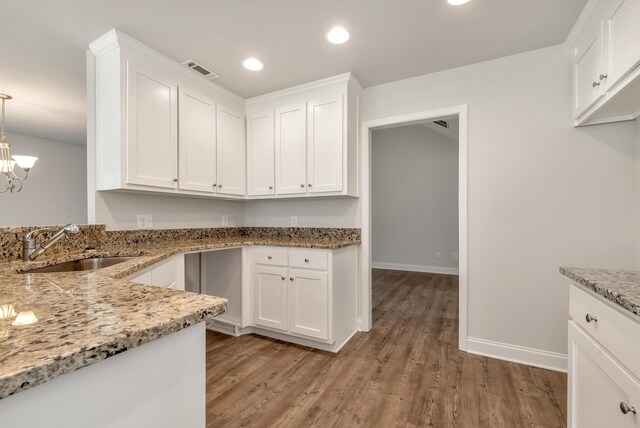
left=0, top=94, right=37, bottom=193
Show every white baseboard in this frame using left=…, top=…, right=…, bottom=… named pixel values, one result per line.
left=467, top=337, right=567, bottom=372
left=372, top=262, right=459, bottom=276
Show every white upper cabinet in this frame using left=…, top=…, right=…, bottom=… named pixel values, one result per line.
left=246, top=73, right=361, bottom=199
left=216, top=104, right=246, bottom=196
left=89, top=30, right=245, bottom=198
left=178, top=85, right=217, bottom=193
left=603, top=0, right=640, bottom=90
left=572, top=0, right=640, bottom=125
left=90, top=31, right=361, bottom=200
left=275, top=104, right=308, bottom=195
left=573, top=25, right=605, bottom=119
left=307, top=94, right=343, bottom=194
left=247, top=110, right=275, bottom=196
left=126, top=58, right=178, bottom=189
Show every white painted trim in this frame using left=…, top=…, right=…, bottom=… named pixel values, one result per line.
left=360, top=105, right=468, bottom=352
left=246, top=72, right=356, bottom=105
left=564, top=0, right=606, bottom=48
left=467, top=337, right=568, bottom=373
left=372, top=262, right=459, bottom=276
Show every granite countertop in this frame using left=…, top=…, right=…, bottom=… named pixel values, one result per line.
left=0, top=233, right=360, bottom=401
left=560, top=266, right=640, bottom=318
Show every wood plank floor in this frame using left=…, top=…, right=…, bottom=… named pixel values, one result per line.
left=205, top=269, right=567, bottom=427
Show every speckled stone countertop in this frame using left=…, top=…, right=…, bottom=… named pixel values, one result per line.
left=560, top=267, right=640, bottom=318
left=0, top=228, right=360, bottom=401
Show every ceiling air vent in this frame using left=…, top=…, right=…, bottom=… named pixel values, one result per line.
left=181, top=59, right=221, bottom=80
left=434, top=120, right=449, bottom=128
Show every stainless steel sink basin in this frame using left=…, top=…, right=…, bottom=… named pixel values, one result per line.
left=28, top=256, right=138, bottom=273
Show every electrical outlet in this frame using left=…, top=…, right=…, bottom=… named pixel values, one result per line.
left=291, top=216, right=298, bottom=227
left=436, top=251, right=442, bottom=258
left=137, top=214, right=153, bottom=229
left=453, top=252, right=459, bottom=260
left=222, top=215, right=229, bottom=227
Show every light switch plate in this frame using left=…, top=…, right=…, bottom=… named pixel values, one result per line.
left=291, top=216, right=298, bottom=227
left=137, top=214, right=153, bottom=229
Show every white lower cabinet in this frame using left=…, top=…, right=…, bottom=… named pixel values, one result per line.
left=253, top=265, right=288, bottom=331
left=248, top=246, right=357, bottom=351
left=130, top=254, right=185, bottom=291
left=288, top=268, right=329, bottom=340
left=568, top=284, right=640, bottom=427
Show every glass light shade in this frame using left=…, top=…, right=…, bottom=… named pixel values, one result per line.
left=12, top=155, right=38, bottom=170
left=0, top=304, right=17, bottom=319
left=0, top=159, right=16, bottom=173
left=11, top=310, right=38, bottom=326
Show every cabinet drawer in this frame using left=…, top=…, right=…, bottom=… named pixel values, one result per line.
left=570, top=284, right=640, bottom=377
left=289, top=249, right=328, bottom=270
left=254, top=247, right=288, bottom=266
left=569, top=321, right=640, bottom=428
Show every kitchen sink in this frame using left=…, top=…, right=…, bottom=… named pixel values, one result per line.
left=27, top=256, right=138, bottom=273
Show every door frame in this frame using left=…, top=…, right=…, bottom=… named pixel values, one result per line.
left=360, top=105, right=469, bottom=351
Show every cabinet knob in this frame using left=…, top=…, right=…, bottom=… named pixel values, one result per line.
left=304, top=258, right=309, bottom=263
left=592, top=81, right=600, bottom=88
left=218, top=184, right=222, bottom=188
left=269, top=186, right=273, bottom=190
left=599, top=73, right=608, bottom=81
left=300, top=184, right=305, bottom=188
left=172, top=178, right=178, bottom=182
left=267, top=255, right=272, bottom=260
left=213, top=183, right=217, bottom=187
left=585, top=314, right=598, bottom=323
left=281, top=276, right=286, bottom=281
left=620, top=402, right=637, bottom=415
left=290, top=277, right=294, bottom=281
left=308, top=183, right=312, bottom=187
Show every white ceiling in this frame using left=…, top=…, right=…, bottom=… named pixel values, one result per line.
left=0, top=0, right=586, bottom=145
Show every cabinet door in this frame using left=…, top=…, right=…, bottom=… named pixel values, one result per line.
left=288, top=268, right=329, bottom=341
left=604, top=0, right=640, bottom=90
left=569, top=322, right=640, bottom=428
left=247, top=110, right=275, bottom=196
left=126, top=59, right=178, bottom=188
left=253, top=265, right=288, bottom=331
left=178, top=86, right=217, bottom=193
left=275, top=104, right=307, bottom=195
left=574, top=26, right=605, bottom=118
left=216, top=104, right=246, bottom=196
left=307, top=94, right=344, bottom=193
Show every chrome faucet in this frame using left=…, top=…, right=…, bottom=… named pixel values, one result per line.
left=23, top=224, right=80, bottom=261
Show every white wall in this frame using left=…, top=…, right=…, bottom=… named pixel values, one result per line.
left=372, top=124, right=458, bottom=271
left=94, top=192, right=245, bottom=230
left=244, top=198, right=359, bottom=227
left=362, top=45, right=638, bottom=360
left=0, top=132, right=87, bottom=226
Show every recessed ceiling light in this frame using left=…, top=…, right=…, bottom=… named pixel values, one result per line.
left=448, top=0, right=471, bottom=5
left=242, top=58, right=263, bottom=71
left=326, top=26, right=350, bottom=44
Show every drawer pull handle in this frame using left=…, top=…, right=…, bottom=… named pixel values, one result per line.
left=281, top=276, right=285, bottom=281
left=620, top=402, right=636, bottom=415
left=290, top=277, right=294, bottom=282
left=267, top=256, right=272, bottom=260
left=304, top=258, right=310, bottom=263
left=585, top=314, right=598, bottom=323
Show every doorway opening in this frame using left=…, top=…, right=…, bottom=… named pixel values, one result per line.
left=360, top=106, right=468, bottom=350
